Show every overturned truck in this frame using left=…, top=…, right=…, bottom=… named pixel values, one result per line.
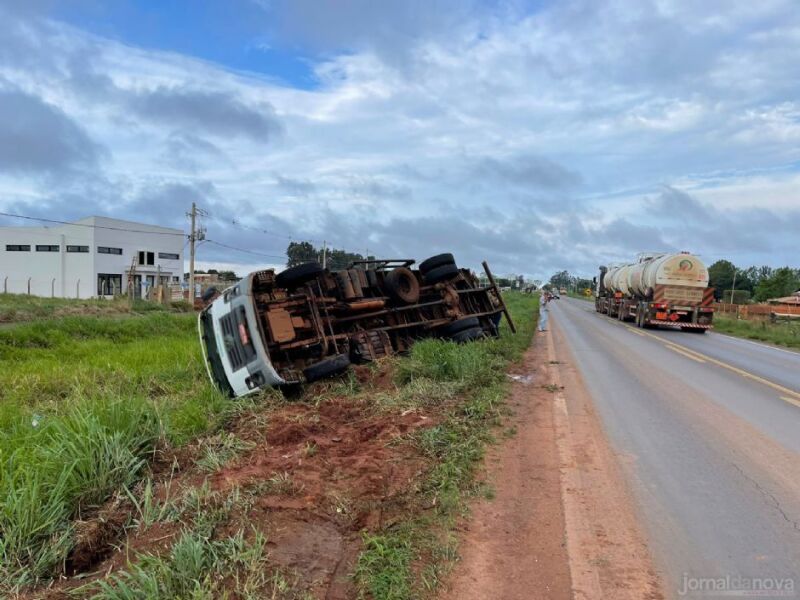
left=199, top=254, right=515, bottom=397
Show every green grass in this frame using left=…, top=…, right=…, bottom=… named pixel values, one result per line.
left=84, top=527, right=272, bottom=600
left=712, top=313, right=800, bottom=349
left=1, top=292, right=539, bottom=596
left=566, top=291, right=592, bottom=301
left=0, top=313, right=234, bottom=591
left=0, top=293, right=191, bottom=324
left=355, top=291, right=540, bottom=599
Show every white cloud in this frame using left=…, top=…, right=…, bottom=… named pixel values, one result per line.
left=0, top=0, right=799, bottom=279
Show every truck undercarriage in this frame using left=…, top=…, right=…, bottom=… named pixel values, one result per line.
left=200, top=254, right=515, bottom=396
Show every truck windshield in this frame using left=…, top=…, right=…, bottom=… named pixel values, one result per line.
left=199, top=310, right=234, bottom=397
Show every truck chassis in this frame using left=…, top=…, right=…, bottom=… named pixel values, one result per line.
left=200, top=255, right=515, bottom=396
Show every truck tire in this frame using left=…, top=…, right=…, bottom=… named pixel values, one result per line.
left=276, top=262, right=324, bottom=289
left=384, top=267, right=420, bottom=304
left=440, top=316, right=480, bottom=337
left=424, top=263, right=460, bottom=285
left=450, top=326, right=485, bottom=344
left=303, top=353, right=351, bottom=383
left=419, top=253, right=455, bottom=275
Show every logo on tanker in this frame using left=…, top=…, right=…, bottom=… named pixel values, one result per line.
left=678, top=259, right=693, bottom=272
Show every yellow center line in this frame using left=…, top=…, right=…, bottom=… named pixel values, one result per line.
left=781, top=396, right=800, bottom=409
left=665, top=344, right=706, bottom=363
left=624, top=325, right=800, bottom=403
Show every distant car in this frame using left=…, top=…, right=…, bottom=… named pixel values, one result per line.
left=199, top=255, right=515, bottom=397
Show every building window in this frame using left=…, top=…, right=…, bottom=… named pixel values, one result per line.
left=98, top=246, right=123, bottom=255
left=158, top=252, right=180, bottom=260
left=6, top=244, right=31, bottom=251
left=97, top=274, right=123, bottom=295
left=36, top=245, right=60, bottom=252
left=67, top=245, right=89, bottom=253
left=138, top=251, right=155, bottom=266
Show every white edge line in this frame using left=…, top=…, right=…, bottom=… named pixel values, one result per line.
left=712, top=331, right=800, bottom=357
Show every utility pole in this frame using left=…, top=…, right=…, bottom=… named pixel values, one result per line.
left=187, top=202, right=207, bottom=305
left=729, top=267, right=738, bottom=305
left=322, top=240, right=327, bottom=269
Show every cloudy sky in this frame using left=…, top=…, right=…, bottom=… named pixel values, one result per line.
left=1, top=0, right=798, bottom=279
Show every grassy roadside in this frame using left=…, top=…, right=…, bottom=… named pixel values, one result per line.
left=0, top=293, right=192, bottom=323
left=712, top=313, right=800, bottom=350
left=354, top=291, right=539, bottom=599
left=0, top=313, right=230, bottom=590
left=1, top=292, right=539, bottom=597
left=566, top=291, right=592, bottom=301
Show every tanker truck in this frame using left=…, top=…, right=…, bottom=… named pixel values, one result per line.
left=595, top=252, right=714, bottom=332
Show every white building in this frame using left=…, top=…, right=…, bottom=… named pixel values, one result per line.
left=0, top=216, right=184, bottom=299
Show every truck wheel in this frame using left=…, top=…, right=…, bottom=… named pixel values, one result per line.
left=276, top=262, right=324, bottom=289
left=440, top=316, right=480, bottom=337
left=303, top=353, right=351, bottom=383
left=424, top=263, right=460, bottom=284
left=450, top=326, right=485, bottom=344
left=419, top=253, right=455, bottom=275
left=384, top=267, right=420, bottom=304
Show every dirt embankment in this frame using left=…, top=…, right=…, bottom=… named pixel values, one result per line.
left=440, top=326, right=664, bottom=599
left=27, top=362, right=441, bottom=599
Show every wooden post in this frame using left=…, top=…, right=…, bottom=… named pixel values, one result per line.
left=482, top=260, right=516, bottom=333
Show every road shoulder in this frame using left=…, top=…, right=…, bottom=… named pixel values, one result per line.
left=550, top=317, right=664, bottom=600
left=439, top=329, right=572, bottom=600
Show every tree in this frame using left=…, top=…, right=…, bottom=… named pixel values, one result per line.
left=707, top=260, right=736, bottom=300
left=549, top=270, right=572, bottom=290
left=753, top=267, right=800, bottom=302
left=286, top=242, right=318, bottom=268
left=286, top=242, right=366, bottom=270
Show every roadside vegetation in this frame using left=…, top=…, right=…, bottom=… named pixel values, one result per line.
left=712, top=313, right=800, bottom=350
left=1, top=292, right=539, bottom=598
left=0, top=293, right=191, bottom=323
left=0, top=313, right=230, bottom=589
left=354, top=291, right=539, bottom=599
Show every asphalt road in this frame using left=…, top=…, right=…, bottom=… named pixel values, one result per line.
left=548, top=298, right=800, bottom=599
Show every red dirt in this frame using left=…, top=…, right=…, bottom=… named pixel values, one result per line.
left=439, top=331, right=573, bottom=600
left=440, top=326, right=664, bottom=600
left=23, top=370, right=438, bottom=599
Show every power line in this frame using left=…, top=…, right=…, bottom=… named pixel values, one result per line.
left=204, top=239, right=287, bottom=261
left=0, top=211, right=187, bottom=237
left=210, top=215, right=324, bottom=245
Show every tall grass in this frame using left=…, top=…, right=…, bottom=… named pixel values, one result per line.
left=0, top=313, right=230, bottom=590
left=356, top=291, right=540, bottom=598
left=0, top=398, right=160, bottom=586
left=713, top=313, right=800, bottom=349
left=0, top=293, right=186, bottom=323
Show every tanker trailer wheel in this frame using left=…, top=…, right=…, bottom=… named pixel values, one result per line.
left=303, top=353, right=351, bottom=383
left=424, top=263, right=460, bottom=284
left=419, top=253, right=455, bottom=275
left=384, top=267, right=421, bottom=303
left=276, top=262, right=324, bottom=289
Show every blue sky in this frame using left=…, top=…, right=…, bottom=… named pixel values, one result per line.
left=1, top=0, right=799, bottom=279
